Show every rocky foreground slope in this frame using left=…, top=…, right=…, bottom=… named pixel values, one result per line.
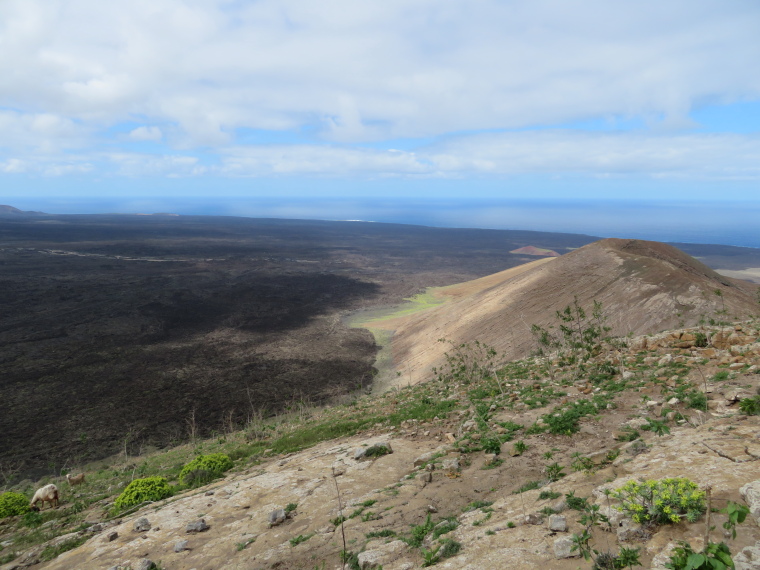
left=3, top=319, right=760, bottom=569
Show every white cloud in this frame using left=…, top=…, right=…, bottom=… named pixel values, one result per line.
left=0, top=0, right=758, bottom=148
left=211, top=132, right=760, bottom=180
left=129, top=126, right=163, bottom=141
left=0, top=110, right=89, bottom=151
left=107, top=153, right=204, bottom=176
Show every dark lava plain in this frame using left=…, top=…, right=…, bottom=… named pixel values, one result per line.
left=0, top=214, right=597, bottom=473
left=2, top=212, right=759, bottom=475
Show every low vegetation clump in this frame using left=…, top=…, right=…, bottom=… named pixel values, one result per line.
left=612, top=478, right=705, bottom=526
left=0, top=492, right=30, bottom=518
left=540, top=396, right=610, bottom=435
left=40, top=536, right=89, bottom=562
left=179, top=453, right=234, bottom=486
left=739, top=395, right=760, bottom=415
left=289, top=533, right=314, bottom=547
left=113, top=476, right=173, bottom=510
left=422, top=538, right=462, bottom=567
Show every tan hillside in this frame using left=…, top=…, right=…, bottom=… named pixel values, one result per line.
left=509, top=245, right=560, bottom=257
left=384, top=238, right=760, bottom=386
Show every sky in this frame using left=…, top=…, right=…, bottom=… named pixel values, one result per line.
left=1, top=0, right=760, bottom=243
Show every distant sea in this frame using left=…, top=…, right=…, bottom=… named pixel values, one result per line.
left=10, top=198, right=760, bottom=250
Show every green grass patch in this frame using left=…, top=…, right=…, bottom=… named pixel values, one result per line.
left=366, top=529, right=396, bottom=539
left=289, top=533, right=314, bottom=547
left=513, top=480, right=542, bottom=494
left=387, top=397, right=459, bottom=425
left=270, top=417, right=381, bottom=454
left=40, top=535, right=89, bottom=562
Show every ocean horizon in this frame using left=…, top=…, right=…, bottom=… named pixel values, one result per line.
left=8, top=198, right=760, bottom=250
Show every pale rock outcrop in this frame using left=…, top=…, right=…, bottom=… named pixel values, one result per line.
left=553, top=535, right=578, bottom=559
left=734, top=540, right=760, bottom=570
left=741, top=480, right=760, bottom=524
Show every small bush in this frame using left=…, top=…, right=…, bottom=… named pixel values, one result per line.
left=739, top=396, right=760, bottom=416
left=481, top=437, right=501, bottom=455
left=432, top=519, right=458, bottom=540
left=686, top=391, right=708, bottom=412
left=694, top=332, right=708, bottom=347
left=0, top=492, right=29, bottom=518
left=407, top=514, right=436, bottom=548
left=538, top=490, right=561, bottom=501
left=545, top=462, right=565, bottom=482
left=612, top=478, right=705, bottom=526
left=564, top=491, right=589, bottom=511
left=22, top=511, right=43, bottom=528
left=179, top=453, right=233, bottom=486
left=114, top=476, right=172, bottom=510
left=712, top=370, right=730, bottom=382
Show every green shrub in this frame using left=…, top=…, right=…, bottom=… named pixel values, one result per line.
left=739, top=396, right=760, bottom=416
left=0, top=492, right=29, bottom=518
left=564, top=491, right=589, bottom=511
left=542, top=397, right=608, bottom=435
left=616, top=426, right=640, bottom=442
left=694, top=332, right=708, bottom=348
left=686, top=390, right=708, bottom=412
left=665, top=540, right=733, bottom=570
left=712, top=370, right=730, bottom=382
left=22, top=511, right=43, bottom=528
left=406, top=514, right=436, bottom=548
left=179, top=453, right=233, bottom=486
left=114, top=476, right=172, bottom=510
left=612, top=478, right=705, bottom=526
left=538, top=490, right=561, bottom=501
left=366, top=529, right=396, bottom=539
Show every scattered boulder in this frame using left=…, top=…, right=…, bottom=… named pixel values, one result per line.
left=174, top=539, right=189, bottom=552
left=524, top=513, right=544, bottom=525
left=135, top=559, right=156, bottom=570
left=186, top=519, right=209, bottom=533
left=133, top=517, right=151, bottom=532
left=107, top=531, right=118, bottom=542
left=357, top=540, right=408, bottom=569
left=442, top=457, right=460, bottom=472
left=553, top=536, right=578, bottom=559
left=355, top=441, right=393, bottom=461
left=616, top=519, right=644, bottom=541
left=413, top=451, right=436, bottom=467
left=268, top=508, right=287, bottom=527
left=548, top=514, right=567, bottom=532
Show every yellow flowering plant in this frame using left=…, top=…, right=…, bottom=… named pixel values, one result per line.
left=612, top=478, right=705, bottom=526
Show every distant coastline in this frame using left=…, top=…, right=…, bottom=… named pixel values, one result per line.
left=6, top=198, right=760, bottom=249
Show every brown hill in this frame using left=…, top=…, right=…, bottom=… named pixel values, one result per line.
left=382, top=238, right=760, bottom=385
left=509, top=245, right=560, bottom=256
left=0, top=204, right=44, bottom=215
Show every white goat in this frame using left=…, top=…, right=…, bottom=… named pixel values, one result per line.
left=66, top=473, right=86, bottom=486
left=29, top=483, right=59, bottom=510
